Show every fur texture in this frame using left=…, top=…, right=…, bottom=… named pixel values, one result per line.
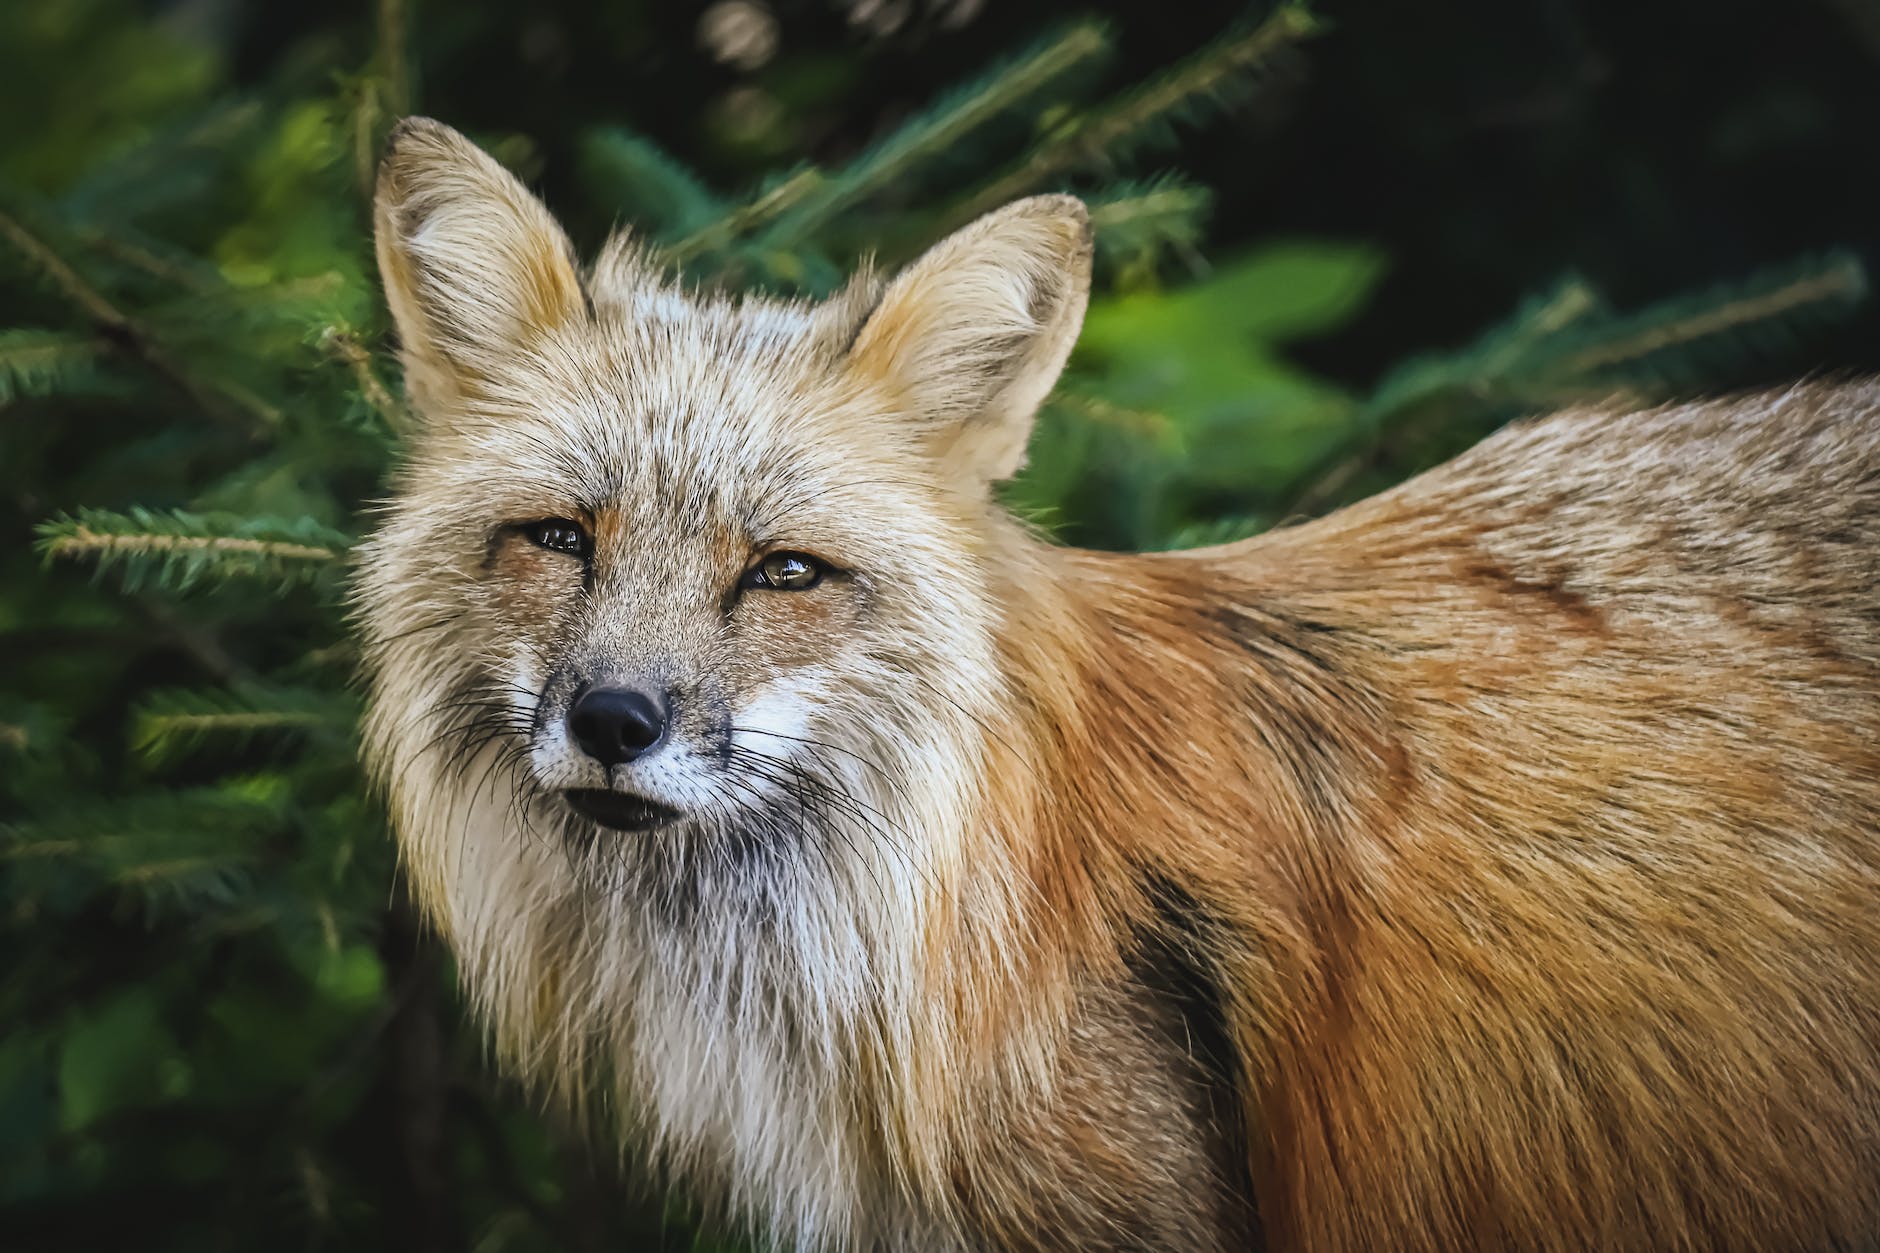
left=355, top=118, right=1880, bottom=1251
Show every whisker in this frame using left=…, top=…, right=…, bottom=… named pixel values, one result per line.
left=727, top=748, right=942, bottom=897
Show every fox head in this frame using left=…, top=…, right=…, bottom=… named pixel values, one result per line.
left=354, top=118, right=1090, bottom=1232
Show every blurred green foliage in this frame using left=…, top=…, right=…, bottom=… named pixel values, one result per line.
left=0, top=0, right=1868, bottom=1248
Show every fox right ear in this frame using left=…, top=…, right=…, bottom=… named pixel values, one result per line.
left=373, top=118, right=587, bottom=418
left=842, top=195, right=1092, bottom=492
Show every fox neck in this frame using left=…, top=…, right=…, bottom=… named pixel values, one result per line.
left=885, top=524, right=1374, bottom=1219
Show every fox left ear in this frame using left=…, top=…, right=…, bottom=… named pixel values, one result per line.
left=373, top=117, right=587, bottom=418
left=844, top=196, right=1092, bottom=488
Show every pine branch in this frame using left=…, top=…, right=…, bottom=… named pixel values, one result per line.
left=1353, top=277, right=1610, bottom=432
left=660, top=168, right=823, bottom=267
left=348, top=0, right=414, bottom=198
left=0, top=328, right=105, bottom=403
left=952, top=5, right=1319, bottom=224
left=1087, top=177, right=1213, bottom=270
left=1550, top=252, right=1866, bottom=382
left=352, top=74, right=384, bottom=202
left=133, top=685, right=352, bottom=765
left=745, top=22, right=1111, bottom=251
left=1363, top=252, right=1865, bottom=423
left=158, top=272, right=359, bottom=345
left=580, top=128, right=726, bottom=241
left=3, top=787, right=282, bottom=917
left=319, top=326, right=409, bottom=435
left=2, top=787, right=286, bottom=854
left=1287, top=253, right=1868, bottom=518
left=77, top=225, right=223, bottom=295
left=0, top=206, right=140, bottom=330
left=38, top=507, right=349, bottom=592
left=0, top=204, right=272, bottom=432
left=58, top=100, right=265, bottom=225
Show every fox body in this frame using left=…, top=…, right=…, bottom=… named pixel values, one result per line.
left=356, top=118, right=1880, bottom=1251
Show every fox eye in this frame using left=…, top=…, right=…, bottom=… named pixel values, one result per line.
left=744, top=551, right=825, bottom=592
left=525, top=518, right=590, bottom=557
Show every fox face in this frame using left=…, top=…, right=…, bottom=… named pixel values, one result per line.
left=355, top=118, right=1092, bottom=1242
left=360, top=119, right=1088, bottom=915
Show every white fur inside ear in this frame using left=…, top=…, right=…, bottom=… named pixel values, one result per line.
left=846, top=195, right=1093, bottom=487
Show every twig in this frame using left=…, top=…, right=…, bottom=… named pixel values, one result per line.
left=952, top=5, right=1319, bottom=224
left=759, top=22, right=1109, bottom=249
left=45, top=525, right=342, bottom=566
left=1561, top=260, right=1864, bottom=373
left=77, top=228, right=220, bottom=294
left=321, top=327, right=410, bottom=434
left=377, top=0, right=413, bottom=119
left=659, top=167, right=823, bottom=266
left=0, top=207, right=272, bottom=432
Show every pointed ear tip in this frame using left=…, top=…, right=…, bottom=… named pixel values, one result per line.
left=1026, top=192, right=1089, bottom=217
left=1000, top=194, right=1094, bottom=261
left=386, top=115, right=447, bottom=142
left=381, top=117, right=456, bottom=163
left=1006, top=193, right=1089, bottom=226
left=375, top=117, right=479, bottom=197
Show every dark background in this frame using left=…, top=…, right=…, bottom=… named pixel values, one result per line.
left=222, top=0, right=1880, bottom=382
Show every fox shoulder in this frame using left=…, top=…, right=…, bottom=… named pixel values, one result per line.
left=1015, top=381, right=1880, bottom=1251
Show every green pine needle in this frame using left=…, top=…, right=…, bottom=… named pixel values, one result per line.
left=662, top=167, right=824, bottom=267
left=1368, top=252, right=1865, bottom=422
left=3, top=786, right=282, bottom=917
left=317, top=325, right=408, bottom=435
left=754, top=21, right=1110, bottom=250
left=955, top=4, right=1320, bottom=222
left=1294, top=252, right=1868, bottom=518
left=1088, top=177, right=1213, bottom=268
left=1548, top=252, right=1867, bottom=387
left=133, top=685, right=354, bottom=765
left=0, top=328, right=105, bottom=403
left=37, top=507, right=350, bottom=592
left=580, top=127, right=726, bottom=240
left=1162, top=515, right=1268, bottom=550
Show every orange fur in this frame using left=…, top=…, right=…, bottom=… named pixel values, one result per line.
left=937, top=383, right=1880, bottom=1249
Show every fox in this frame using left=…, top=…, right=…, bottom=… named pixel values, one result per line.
left=354, top=116, right=1880, bottom=1252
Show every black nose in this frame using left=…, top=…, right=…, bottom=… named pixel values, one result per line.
left=567, top=686, right=668, bottom=766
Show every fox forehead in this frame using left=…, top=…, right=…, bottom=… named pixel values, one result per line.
left=436, top=287, right=913, bottom=537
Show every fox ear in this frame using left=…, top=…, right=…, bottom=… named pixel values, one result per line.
left=373, top=117, right=587, bottom=415
left=846, top=195, right=1092, bottom=488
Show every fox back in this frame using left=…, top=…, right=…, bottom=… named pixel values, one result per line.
left=355, top=119, right=1880, bottom=1251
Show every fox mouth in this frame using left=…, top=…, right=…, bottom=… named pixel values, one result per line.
left=562, top=788, right=682, bottom=832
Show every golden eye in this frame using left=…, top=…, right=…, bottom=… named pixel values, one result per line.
left=526, top=518, right=590, bottom=557
left=745, top=551, right=825, bottom=591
